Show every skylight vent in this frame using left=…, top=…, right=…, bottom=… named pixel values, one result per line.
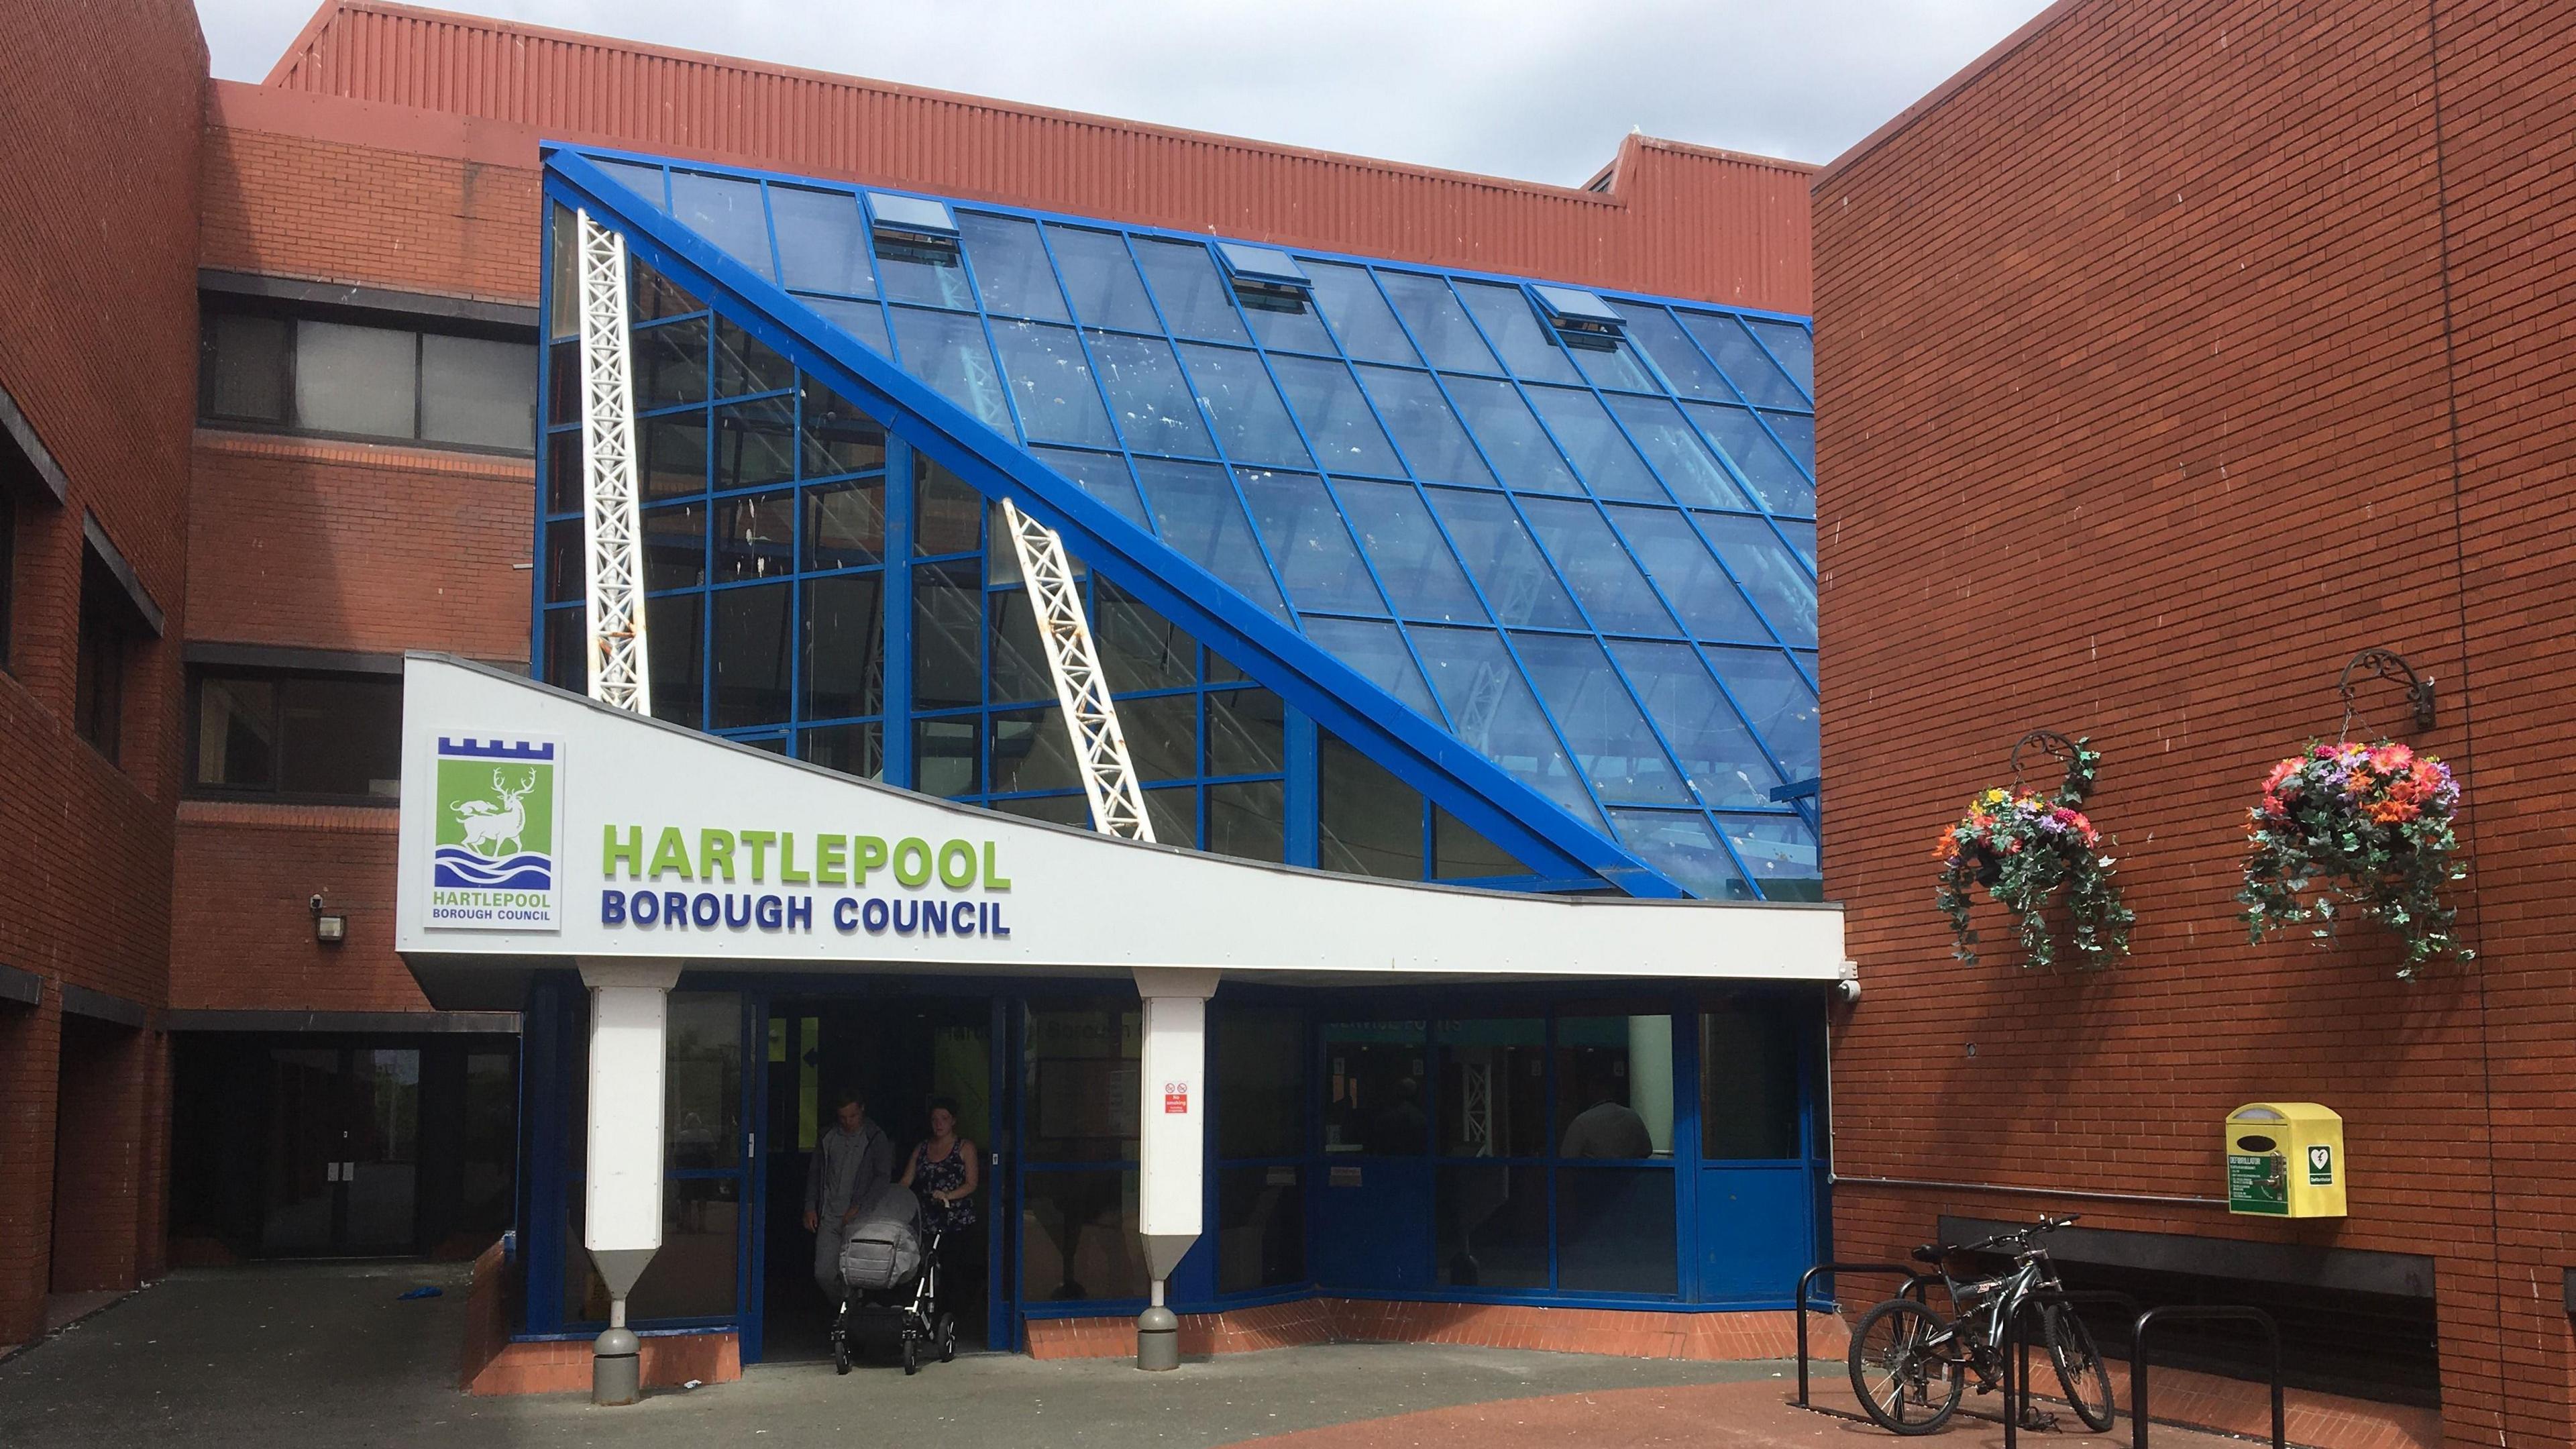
left=865, top=192, right=960, bottom=246
left=1214, top=241, right=1312, bottom=298
left=1530, top=284, right=1627, bottom=345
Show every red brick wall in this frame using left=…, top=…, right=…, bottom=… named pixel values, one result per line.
left=199, top=111, right=538, bottom=306
left=49, top=1018, right=152, bottom=1293
left=170, top=804, right=424, bottom=1014
left=0, top=1000, right=62, bottom=1344
left=186, top=432, right=534, bottom=660
left=1813, top=1, right=2571, bottom=1442
left=178, top=108, right=540, bottom=1027
left=2429, top=0, right=2576, bottom=1424
left=0, top=0, right=204, bottom=1343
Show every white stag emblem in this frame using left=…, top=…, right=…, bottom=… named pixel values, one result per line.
left=452, top=767, right=539, bottom=859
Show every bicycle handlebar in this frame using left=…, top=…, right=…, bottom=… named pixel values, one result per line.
left=1915, top=1213, right=2080, bottom=1261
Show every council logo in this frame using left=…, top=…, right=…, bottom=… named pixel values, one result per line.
left=429, top=735, right=562, bottom=931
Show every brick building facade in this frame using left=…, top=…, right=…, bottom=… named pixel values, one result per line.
left=2, top=0, right=1817, bottom=1352
left=1815, top=0, right=2573, bottom=1441
left=15, top=0, right=2563, bottom=1434
left=0, top=0, right=204, bottom=1348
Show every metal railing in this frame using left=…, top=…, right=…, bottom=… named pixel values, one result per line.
left=1805, top=1260, right=2286, bottom=1449
left=1792, top=1260, right=1932, bottom=1408
left=2133, top=1305, right=2284, bottom=1449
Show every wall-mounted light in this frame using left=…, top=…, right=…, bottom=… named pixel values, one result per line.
left=310, top=893, right=347, bottom=946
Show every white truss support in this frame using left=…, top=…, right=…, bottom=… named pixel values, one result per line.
left=1000, top=499, right=1154, bottom=842
left=575, top=209, right=653, bottom=716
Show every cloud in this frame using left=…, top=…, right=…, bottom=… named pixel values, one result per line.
left=196, top=0, right=2051, bottom=180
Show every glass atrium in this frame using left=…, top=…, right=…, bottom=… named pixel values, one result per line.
left=535, top=148, right=1821, bottom=902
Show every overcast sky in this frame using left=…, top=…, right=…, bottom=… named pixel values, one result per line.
left=193, top=0, right=2049, bottom=182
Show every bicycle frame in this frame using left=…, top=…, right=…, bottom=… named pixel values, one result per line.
left=1927, top=1246, right=2065, bottom=1377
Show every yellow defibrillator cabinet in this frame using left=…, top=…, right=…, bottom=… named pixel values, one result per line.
left=2224, top=1102, right=2346, bottom=1218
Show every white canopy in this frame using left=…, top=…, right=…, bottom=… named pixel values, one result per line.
left=393, top=654, right=1845, bottom=985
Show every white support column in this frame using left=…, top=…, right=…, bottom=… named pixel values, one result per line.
left=579, top=958, right=680, bottom=1403
left=1132, top=966, right=1218, bottom=1370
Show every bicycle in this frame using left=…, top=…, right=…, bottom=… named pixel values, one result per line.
left=1845, top=1214, right=2115, bottom=1436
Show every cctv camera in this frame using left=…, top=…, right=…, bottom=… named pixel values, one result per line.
left=309, top=893, right=327, bottom=912
left=1833, top=971, right=1860, bottom=1006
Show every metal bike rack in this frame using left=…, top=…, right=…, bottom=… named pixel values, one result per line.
left=1817, top=1257, right=2281, bottom=1449
left=2132, top=1305, right=2286, bottom=1449
left=1792, top=1261, right=1933, bottom=1408
left=2004, top=1290, right=2144, bottom=1447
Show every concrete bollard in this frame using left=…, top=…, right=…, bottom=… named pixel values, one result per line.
left=593, top=1326, right=641, bottom=1405
left=1135, top=1305, right=1179, bottom=1371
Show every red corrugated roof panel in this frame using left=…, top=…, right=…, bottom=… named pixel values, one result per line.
left=262, top=1, right=1812, bottom=312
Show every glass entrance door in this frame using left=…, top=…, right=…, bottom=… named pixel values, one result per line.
left=752, top=991, right=1002, bottom=1363
left=260, top=1046, right=421, bottom=1254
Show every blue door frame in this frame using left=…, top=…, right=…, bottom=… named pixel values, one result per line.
left=737, top=981, right=1017, bottom=1364
left=515, top=973, right=1833, bottom=1352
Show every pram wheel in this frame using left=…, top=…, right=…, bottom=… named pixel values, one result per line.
left=901, top=1336, right=920, bottom=1375
left=938, top=1311, right=957, bottom=1362
left=834, top=1339, right=852, bottom=1375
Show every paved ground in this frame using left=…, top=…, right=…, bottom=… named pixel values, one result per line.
left=0, top=1263, right=2271, bottom=1449
left=0, top=1263, right=1771, bottom=1448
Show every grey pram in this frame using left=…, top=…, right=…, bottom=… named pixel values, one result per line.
left=831, top=1183, right=954, bottom=1375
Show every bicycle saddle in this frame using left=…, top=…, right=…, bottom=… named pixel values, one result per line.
left=1910, top=1244, right=1945, bottom=1265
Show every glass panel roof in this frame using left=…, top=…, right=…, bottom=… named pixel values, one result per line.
left=561, top=150, right=1822, bottom=899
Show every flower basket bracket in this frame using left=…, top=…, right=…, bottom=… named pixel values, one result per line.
left=2337, top=648, right=2436, bottom=735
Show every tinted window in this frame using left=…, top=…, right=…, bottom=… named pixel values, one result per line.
left=0, top=494, right=12, bottom=672
left=193, top=669, right=402, bottom=798
left=200, top=307, right=537, bottom=453
left=1701, top=998, right=1805, bottom=1159
left=420, top=334, right=536, bottom=449
left=297, top=321, right=417, bottom=437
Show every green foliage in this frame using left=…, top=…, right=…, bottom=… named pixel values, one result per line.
left=1933, top=739, right=2133, bottom=971
left=2239, top=741, right=2470, bottom=978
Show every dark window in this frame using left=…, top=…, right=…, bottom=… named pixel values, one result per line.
left=0, top=490, right=15, bottom=673
left=1700, top=996, right=1806, bottom=1161
left=1435, top=1163, right=1548, bottom=1288
left=1321, top=1020, right=1428, bottom=1156
left=74, top=557, right=134, bottom=762
left=191, top=668, right=402, bottom=799
left=1320, top=734, right=1424, bottom=880
left=199, top=305, right=535, bottom=453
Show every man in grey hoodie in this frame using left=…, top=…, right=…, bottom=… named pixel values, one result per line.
left=805, top=1090, right=896, bottom=1301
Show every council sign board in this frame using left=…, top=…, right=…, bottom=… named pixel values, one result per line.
left=394, top=655, right=1847, bottom=981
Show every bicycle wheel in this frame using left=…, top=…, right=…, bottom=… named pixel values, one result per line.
left=2043, top=1302, right=2116, bottom=1432
left=1847, top=1298, right=1964, bottom=1434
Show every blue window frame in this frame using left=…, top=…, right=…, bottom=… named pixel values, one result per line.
left=989, top=321, right=1118, bottom=449
left=1376, top=272, right=1498, bottom=374
left=1445, top=376, right=1575, bottom=493
left=769, top=186, right=874, bottom=297
left=1175, top=343, right=1311, bottom=469
left=1238, top=470, right=1391, bottom=619
left=1088, top=333, right=1218, bottom=458
left=1679, top=311, right=1809, bottom=411
left=1332, top=480, right=1485, bottom=624
left=957, top=213, right=1069, bottom=322
left=1134, top=238, right=1252, bottom=343
left=539, top=154, right=1826, bottom=900
left=1355, top=366, right=1495, bottom=488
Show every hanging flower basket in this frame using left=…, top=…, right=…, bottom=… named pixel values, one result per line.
left=1933, top=738, right=2134, bottom=971
left=2238, top=741, right=2469, bottom=977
